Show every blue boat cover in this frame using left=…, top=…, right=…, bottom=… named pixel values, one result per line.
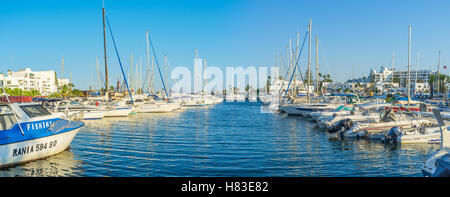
left=432, top=154, right=450, bottom=177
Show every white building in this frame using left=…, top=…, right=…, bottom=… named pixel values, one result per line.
left=0, top=68, right=70, bottom=96
left=269, top=78, right=313, bottom=95
left=366, top=66, right=433, bottom=93
left=369, top=66, right=434, bottom=84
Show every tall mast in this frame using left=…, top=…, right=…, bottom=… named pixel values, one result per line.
left=146, top=30, right=151, bottom=94
left=136, top=63, right=139, bottom=93
left=315, top=35, right=319, bottom=97
left=391, top=51, right=395, bottom=89
left=407, top=25, right=411, bottom=104
left=102, top=7, right=109, bottom=100
left=204, top=58, right=207, bottom=95
left=295, top=32, right=299, bottom=94
left=151, top=55, right=154, bottom=94
left=286, top=45, right=290, bottom=87
left=139, top=56, right=142, bottom=94
left=415, top=52, right=420, bottom=95
left=307, top=18, right=312, bottom=104
left=438, top=50, right=441, bottom=93
left=289, top=38, right=293, bottom=95
left=164, top=55, right=167, bottom=96
left=352, top=65, right=355, bottom=93
left=96, top=57, right=100, bottom=92
left=130, top=54, right=133, bottom=93
left=61, top=56, right=64, bottom=93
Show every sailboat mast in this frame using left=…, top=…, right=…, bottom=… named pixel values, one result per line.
left=307, top=18, right=312, bottom=104
left=102, top=7, right=109, bottom=99
left=139, top=56, right=142, bottom=94
left=407, top=25, right=411, bottom=104
left=164, top=55, right=167, bottom=94
left=203, top=58, right=207, bottom=95
left=438, top=50, right=441, bottom=93
left=146, top=30, right=151, bottom=94
left=151, top=55, right=154, bottom=94
left=415, top=52, right=420, bottom=95
left=96, top=57, right=100, bottom=92
left=316, top=35, right=319, bottom=97
left=130, top=54, right=133, bottom=93
left=391, top=51, right=395, bottom=89
left=61, top=56, right=64, bottom=93
left=289, top=38, right=293, bottom=95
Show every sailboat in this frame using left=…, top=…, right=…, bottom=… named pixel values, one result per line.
left=95, top=6, right=134, bottom=117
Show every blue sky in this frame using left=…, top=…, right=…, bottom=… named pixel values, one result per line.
left=1, top=0, right=450, bottom=90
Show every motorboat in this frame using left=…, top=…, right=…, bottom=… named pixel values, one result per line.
left=280, top=103, right=341, bottom=117
left=339, top=108, right=432, bottom=138
left=307, top=104, right=355, bottom=122
left=382, top=126, right=443, bottom=144
left=0, top=101, right=84, bottom=167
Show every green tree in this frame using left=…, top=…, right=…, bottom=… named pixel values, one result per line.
left=245, top=84, right=250, bottom=93
left=266, top=75, right=271, bottom=93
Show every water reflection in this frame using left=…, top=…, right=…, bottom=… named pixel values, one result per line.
left=0, top=102, right=434, bottom=177
left=0, top=150, right=82, bottom=177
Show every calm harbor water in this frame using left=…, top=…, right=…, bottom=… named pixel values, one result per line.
left=0, top=102, right=437, bottom=177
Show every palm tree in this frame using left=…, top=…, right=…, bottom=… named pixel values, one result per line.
left=266, top=76, right=271, bottom=93
left=438, top=74, right=450, bottom=93
left=429, top=74, right=436, bottom=97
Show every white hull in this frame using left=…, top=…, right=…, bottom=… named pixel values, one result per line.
left=344, top=119, right=431, bottom=138
left=82, top=111, right=106, bottom=120
left=279, top=105, right=306, bottom=116
left=104, top=108, right=133, bottom=117
left=135, top=102, right=180, bottom=113
left=0, top=128, right=80, bottom=168
left=281, top=104, right=338, bottom=116
left=317, top=114, right=379, bottom=129
left=396, top=127, right=445, bottom=144
left=137, top=104, right=173, bottom=113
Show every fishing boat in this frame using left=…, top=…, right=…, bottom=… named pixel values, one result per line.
left=340, top=108, right=431, bottom=138
left=422, top=109, right=450, bottom=177
left=0, top=101, right=84, bottom=168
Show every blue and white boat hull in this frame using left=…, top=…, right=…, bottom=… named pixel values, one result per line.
left=0, top=119, right=84, bottom=168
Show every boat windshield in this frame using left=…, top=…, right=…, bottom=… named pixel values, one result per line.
left=0, top=105, right=17, bottom=130
left=20, top=104, right=52, bottom=118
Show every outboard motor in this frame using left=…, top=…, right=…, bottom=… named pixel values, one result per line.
left=327, top=118, right=353, bottom=134
left=382, top=127, right=402, bottom=144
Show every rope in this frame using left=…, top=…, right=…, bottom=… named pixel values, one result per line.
left=282, top=30, right=309, bottom=104
left=147, top=31, right=170, bottom=100
left=105, top=15, right=134, bottom=103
